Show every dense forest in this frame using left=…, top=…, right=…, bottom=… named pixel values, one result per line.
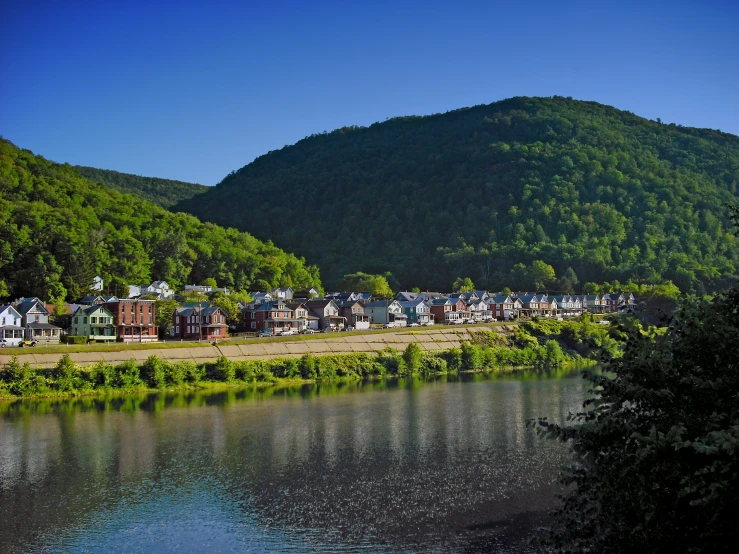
left=176, top=96, right=739, bottom=293
left=0, top=139, right=321, bottom=301
left=74, top=166, right=208, bottom=208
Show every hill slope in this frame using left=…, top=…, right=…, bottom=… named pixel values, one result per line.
left=74, top=166, right=208, bottom=208
left=0, top=139, right=321, bottom=301
left=175, top=96, right=739, bottom=293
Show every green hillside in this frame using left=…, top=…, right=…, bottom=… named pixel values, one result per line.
left=175, top=96, right=739, bottom=293
left=0, top=139, right=321, bottom=301
left=74, top=166, right=208, bottom=208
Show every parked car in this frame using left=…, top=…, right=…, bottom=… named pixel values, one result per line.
left=19, top=340, right=38, bottom=347
left=382, top=323, right=395, bottom=329
left=300, top=329, right=316, bottom=335
left=256, top=330, right=273, bottom=338
left=408, top=322, right=420, bottom=327
left=0, top=338, right=8, bottom=348
left=277, top=329, right=295, bottom=336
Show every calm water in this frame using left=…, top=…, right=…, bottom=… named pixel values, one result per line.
left=0, top=369, right=591, bottom=553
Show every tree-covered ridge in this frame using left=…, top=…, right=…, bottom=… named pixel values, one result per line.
left=74, top=166, right=208, bottom=208
left=0, top=139, right=321, bottom=301
left=176, top=96, right=739, bottom=293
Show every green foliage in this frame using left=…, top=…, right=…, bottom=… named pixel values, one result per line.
left=212, top=356, right=235, bottom=383
left=341, top=272, right=393, bottom=297
left=452, top=277, right=475, bottom=292
left=140, top=355, right=167, bottom=388
left=402, top=343, right=423, bottom=373
left=175, top=97, right=739, bottom=293
left=0, top=139, right=321, bottom=300
left=115, top=359, right=142, bottom=388
left=460, top=342, right=483, bottom=370
left=73, top=166, right=208, bottom=208
left=64, top=335, right=88, bottom=345
left=299, top=354, right=318, bottom=379
left=534, top=286, right=739, bottom=552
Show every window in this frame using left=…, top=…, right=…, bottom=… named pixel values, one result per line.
left=176, top=326, right=180, bottom=333
left=149, top=316, right=152, bottom=324
left=250, top=312, right=255, bottom=319
left=251, top=322, right=256, bottom=329
left=84, top=317, right=88, bottom=324
left=91, top=317, right=96, bottom=324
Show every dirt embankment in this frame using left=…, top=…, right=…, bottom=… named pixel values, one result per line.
left=0, top=326, right=515, bottom=368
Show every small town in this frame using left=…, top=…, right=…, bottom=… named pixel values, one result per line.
left=0, top=276, right=636, bottom=347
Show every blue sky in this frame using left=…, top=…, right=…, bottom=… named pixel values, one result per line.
left=1, top=0, right=737, bottom=185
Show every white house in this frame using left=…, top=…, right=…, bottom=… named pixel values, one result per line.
left=0, top=305, right=25, bottom=347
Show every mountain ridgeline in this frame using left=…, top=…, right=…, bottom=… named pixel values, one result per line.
left=175, top=97, right=739, bottom=293
left=74, top=166, right=208, bottom=208
left=0, top=139, right=321, bottom=301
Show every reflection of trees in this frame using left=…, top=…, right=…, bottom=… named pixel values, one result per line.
left=0, top=370, right=589, bottom=552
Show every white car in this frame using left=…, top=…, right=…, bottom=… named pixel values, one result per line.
left=408, top=322, right=420, bottom=327
left=278, top=329, right=295, bottom=336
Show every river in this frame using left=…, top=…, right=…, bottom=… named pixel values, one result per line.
left=0, top=368, right=591, bottom=553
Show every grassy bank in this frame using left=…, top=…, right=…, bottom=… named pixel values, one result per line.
left=0, top=317, right=618, bottom=400
left=0, top=323, right=513, bottom=355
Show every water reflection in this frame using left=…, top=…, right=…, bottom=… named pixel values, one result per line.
left=0, top=368, right=591, bottom=553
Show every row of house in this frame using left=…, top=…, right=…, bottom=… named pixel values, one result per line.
left=0, top=298, right=64, bottom=346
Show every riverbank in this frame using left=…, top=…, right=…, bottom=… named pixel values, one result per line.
left=0, top=319, right=614, bottom=400
left=0, top=324, right=516, bottom=369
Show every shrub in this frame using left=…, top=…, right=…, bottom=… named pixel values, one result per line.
left=115, top=359, right=142, bottom=388
left=52, top=354, right=77, bottom=391
left=213, top=356, right=235, bottom=382
left=460, top=342, right=483, bottom=371
left=299, top=354, right=317, bottom=379
left=91, top=360, right=116, bottom=387
left=140, top=355, right=168, bottom=388
left=443, top=348, right=463, bottom=371
left=64, top=335, right=88, bottom=345
left=402, top=343, right=423, bottom=373
left=421, top=354, right=448, bottom=373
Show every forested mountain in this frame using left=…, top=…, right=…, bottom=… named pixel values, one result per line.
left=74, top=166, right=208, bottom=208
left=175, top=96, right=739, bottom=293
left=0, top=139, right=321, bottom=301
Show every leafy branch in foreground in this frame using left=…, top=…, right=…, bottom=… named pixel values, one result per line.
left=533, top=287, right=739, bottom=552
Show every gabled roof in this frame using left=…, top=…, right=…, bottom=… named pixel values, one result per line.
left=363, top=299, right=400, bottom=308
left=518, top=294, right=540, bottom=303
left=399, top=298, right=427, bottom=308
left=78, top=295, right=104, bottom=305
left=335, top=299, right=363, bottom=308
left=181, top=301, right=212, bottom=309
left=396, top=291, right=422, bottom=302
left=14, top=297, right=48, bottom=316
left=430, top=298, right=452, bottom=306
left=488, top=294, right=513, bottom=304
left=0, top=304, right=22, bottom=318
left=77, top=304, right=113, bottom=316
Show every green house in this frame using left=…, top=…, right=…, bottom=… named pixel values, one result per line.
left=70, top=305, right=117, bottom=342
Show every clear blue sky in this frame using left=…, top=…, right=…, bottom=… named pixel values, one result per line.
left=1, top=0, right=737, bottom=185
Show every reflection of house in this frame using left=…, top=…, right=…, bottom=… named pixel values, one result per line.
left=399, top=299, right=434, bottom=325
left=363, top=300, right=407, bottom=327
left=171, top=305, right=228, bottom=340
left=14, top=297, right=62, bottom=343
left=103, top=299, right=158, bottom=342
left=336, top=300, right=372, bottom=329
left=0, top=304, right=24, bottom=346
left=69, top=305, right=117, bottom=342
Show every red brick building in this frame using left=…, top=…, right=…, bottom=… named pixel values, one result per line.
left=171, top=304, right=228, bottom=340
left=103, top=299, right=158, bottom=342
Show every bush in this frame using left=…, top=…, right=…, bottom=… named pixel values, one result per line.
left=91, top=360, right=116, bottom=387
left=421, top=354, right=448, bottom=374
left=64, top=335, right=88, bottom=345
left=52, top=354, right=77, bottom=391
left=140, top=355, right=168, bottom=388
left=443, top=348, right=463, bottom=371
left=402, top=343, right=423, bottom=373
left=213, top=356, right=235, bottom=382
left=460, top=342, right=483, bottom=371
left=299, top=354, right=317, bottom=379
left=115, top=359, right=142, bottom=388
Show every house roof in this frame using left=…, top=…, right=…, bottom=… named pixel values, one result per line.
left=77, top=305, right=113, bottom=316
left=14, top=298, right=48, bottom=316
left=430, top=298, right=452, bottom=306
left=363, top=300, right=399, bottom=308
left=26, top=322, right=62, bottom=330
left=488, top=294, right=512, bottom=304
left=399, top=298, right=426, bottom=308
left=0, top=304, right=22, bottom=317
